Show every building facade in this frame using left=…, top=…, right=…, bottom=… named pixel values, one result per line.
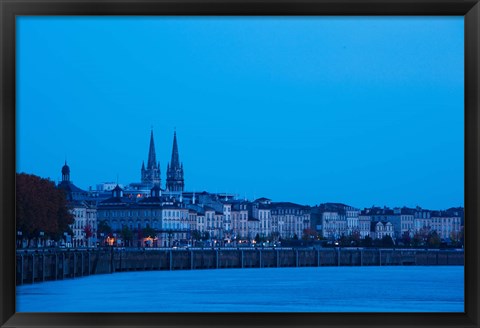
left=56, top=129, right=463, bottom=248
left=57, top=162, right=98, bottom=247
left=97, top=185, right=190, bottom=247
left=430, top=211, right=462, bottom=239
left=270, top=202, right=311, bottom=239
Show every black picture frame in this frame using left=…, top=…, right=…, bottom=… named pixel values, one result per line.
left=1, top=0, right=478, bottom=327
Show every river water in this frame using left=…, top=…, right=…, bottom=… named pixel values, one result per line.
left=16, top=266, right=463, bottom=312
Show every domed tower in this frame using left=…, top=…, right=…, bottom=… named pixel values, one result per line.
left=141, top=130, right=161, bottom=187
left=58, top=161, right=88, bottom=201
left=62, top=161, right=70, bottom=182
left=166, top=131, right=184, bottom=192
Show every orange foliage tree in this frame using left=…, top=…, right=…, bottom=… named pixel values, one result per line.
left=16, top=173, right=74, bottom=242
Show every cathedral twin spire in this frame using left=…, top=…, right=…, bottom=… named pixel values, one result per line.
left=147, top=130, right=159, bottom=171
left=141, top=130, right=161, bottom=186
left=166, top=131, right=184, bottom=192
left=141, top=129, right=184, bottom=192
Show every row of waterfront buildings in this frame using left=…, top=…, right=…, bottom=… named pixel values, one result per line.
left=57, top=130, right=464, bottom=248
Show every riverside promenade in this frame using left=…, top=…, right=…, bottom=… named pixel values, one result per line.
left=16, top=247, right=464, bottom=285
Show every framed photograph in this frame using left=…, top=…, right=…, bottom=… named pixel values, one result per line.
left=1, top=0, right=479, bottom=327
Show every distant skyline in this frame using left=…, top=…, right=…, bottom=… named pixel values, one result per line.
left=17, top=16, right=464, bottom=209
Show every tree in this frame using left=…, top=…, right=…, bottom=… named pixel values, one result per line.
left=97, top=220, right=112, bottom=235
left=270, top=231, right=280, bottom=242
left=191, top=230, right=202, bottom=241
left=121, top=226, right=133, bottom=247
left=427, top=231, right=441, bottom=248
left=459, top=226, right=465, bottom=247
left=137, top=228, right=143, bottom=242
left=413, top=227, right=429, bottom=247
left=201, top=231, right=210, bottom=241
left=401, top=231, right=411, bottom=247
left=254, top=233, right=261, bottom=243
left=372, top=238, right=382, bottom=248
left=450, top=227, right=464, bottom=248
left=339, top=234, right=350, bottom=247
left=362, top=235, right=373, bottom=247
left=84, top=224, right=93, bottom=247
left=302, top=228, right=318, bottom=241
left=350, top=230, right=361, bottom=246
left=96, top=220, right=112, bottom=246
left=16, top=173, right=74, bottom=245
left=381, top=235, right=394, bottom=247
left=412, top=233, right=423, bottom=247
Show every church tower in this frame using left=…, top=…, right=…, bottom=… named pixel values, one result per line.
left=166, top=131, right=184, bottom=192
left=141, top=130, right=161, bottom=187
left=62, top=161, right=70, bottom=182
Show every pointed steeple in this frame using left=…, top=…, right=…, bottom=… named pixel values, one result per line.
left=141, top=129, right=161, bottom=186
left=170, top=130, right=180, bottom=169
left=166, top=130, right=184, bottom=192
left=147, top=129, right=157, bottom=170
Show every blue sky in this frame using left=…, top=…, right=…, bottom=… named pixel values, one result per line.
left=16, top=16, right=464, bottom=209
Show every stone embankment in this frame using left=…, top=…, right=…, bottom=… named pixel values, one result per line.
left=16, top=247, right=464, bottom=285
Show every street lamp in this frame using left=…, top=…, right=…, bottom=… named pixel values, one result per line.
left=168, top=230, right=173, bottom=248
left=63, top=232, right=69, bottom=248
left=17, top=231, right=22, bottom=248
left=39, top=231, right=44, bottom=248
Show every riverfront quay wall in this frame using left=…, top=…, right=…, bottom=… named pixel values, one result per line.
left=16, top=248, right=464, bottom=285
